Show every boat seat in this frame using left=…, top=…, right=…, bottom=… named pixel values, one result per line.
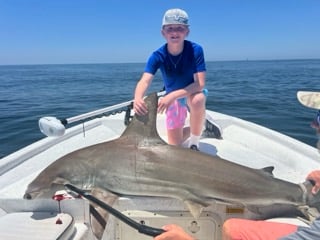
left=0, top=211, right=75, bottom=239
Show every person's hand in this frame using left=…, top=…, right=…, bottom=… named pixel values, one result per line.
left=158, top=94, right=175, bottom=114
left=306, top=170, right=320, bottom=194
left=133, top=97, right=148, bottom=115
left=154, top=224, right=195, bottom=240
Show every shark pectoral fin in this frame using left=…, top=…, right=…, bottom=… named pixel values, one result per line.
left=184, top=200, right=207, bottom=219
left=89, top=188, right=119, bottom=240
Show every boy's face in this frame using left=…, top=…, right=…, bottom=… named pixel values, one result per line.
left=161, top=24, right=189, bottom=44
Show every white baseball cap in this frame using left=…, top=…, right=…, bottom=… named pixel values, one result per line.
left=162, top=8, right=189, bottom=26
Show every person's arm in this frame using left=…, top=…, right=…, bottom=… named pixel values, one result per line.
left=154, top=224, right=195, bottom=240
left=157, top=71, right=206, bottom=114
left=306, top=170, right=320, bottom=194
left=171, top=71, right=206, bottom=99
left=134, top=72, right=154, bottom=115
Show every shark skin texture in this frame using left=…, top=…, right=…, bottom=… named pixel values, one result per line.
left=24, top=92, right=320, bottom=239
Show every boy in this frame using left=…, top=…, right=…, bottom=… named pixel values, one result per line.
left=133, top=8, right=207, bottom=150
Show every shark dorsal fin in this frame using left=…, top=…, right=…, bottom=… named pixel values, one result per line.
left=120, top=93, right=163, bottom=140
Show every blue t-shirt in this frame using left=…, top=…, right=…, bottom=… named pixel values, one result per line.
left=144, top=40, right=206, bottom=94
left=279, top=217, right=320, bottom=240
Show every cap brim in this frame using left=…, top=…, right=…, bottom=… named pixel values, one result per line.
left=162, top=23, right=189, bottom=26
left=297, top=91, right=320, bottom=109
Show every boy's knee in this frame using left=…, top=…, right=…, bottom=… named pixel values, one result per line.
left=188, top=92, right=206, bottom=109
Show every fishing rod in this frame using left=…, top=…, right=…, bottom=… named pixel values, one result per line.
left=38, top=99, right=133, bottom=137
left=38, top=91, right=165, bottom=137
left=64, top=184, right=165, bottom=237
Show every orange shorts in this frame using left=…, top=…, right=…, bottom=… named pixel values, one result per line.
left=222, top=218, right=298, bottom=240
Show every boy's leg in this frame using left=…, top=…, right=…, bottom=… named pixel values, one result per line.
left=167, top=128, right=184, bottom=145
left=166, top=100, right=188, bottom=145
left=188, top=92, right=206, bottom=148
left=222, top=218, right=298, bottom=240
left=165, top=90, right=206, bottom=147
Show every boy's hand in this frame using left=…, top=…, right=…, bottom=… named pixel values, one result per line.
left=134, top=98, right=148, bottom=115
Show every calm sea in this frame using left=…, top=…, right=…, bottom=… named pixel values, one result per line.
left=1, top=59, right=320, bottom=158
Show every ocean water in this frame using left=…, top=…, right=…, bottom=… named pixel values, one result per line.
left=1, top=59, right=320, bottom=158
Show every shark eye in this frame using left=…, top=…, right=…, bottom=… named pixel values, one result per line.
left=24, top=193, right=32, bottom=200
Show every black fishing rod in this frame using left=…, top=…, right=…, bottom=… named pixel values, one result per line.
left=64, top=184, right=165, bottom=237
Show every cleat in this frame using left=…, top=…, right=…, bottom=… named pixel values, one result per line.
left=202, top=119, right=222, bottom=139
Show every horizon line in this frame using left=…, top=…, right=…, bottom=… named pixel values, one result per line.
left=1, top=57, right=319, bottom=67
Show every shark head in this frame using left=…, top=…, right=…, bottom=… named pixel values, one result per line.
left=23, top=158, right=71, bottom=200
left=24, top=172, right=69, bottom=200
left=23, top=138, right=103, bottom=200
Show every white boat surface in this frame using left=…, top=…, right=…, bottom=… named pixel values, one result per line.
left=0, top=103, right=319, bottom=239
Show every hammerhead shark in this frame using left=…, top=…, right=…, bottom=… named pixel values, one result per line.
left=24, top=92, right=320, bottom=239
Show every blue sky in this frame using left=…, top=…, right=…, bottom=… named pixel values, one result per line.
left=1, top=0, right=320, bottom=65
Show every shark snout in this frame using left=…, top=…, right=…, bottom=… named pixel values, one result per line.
left=23, top=191, right=41, bottom=200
